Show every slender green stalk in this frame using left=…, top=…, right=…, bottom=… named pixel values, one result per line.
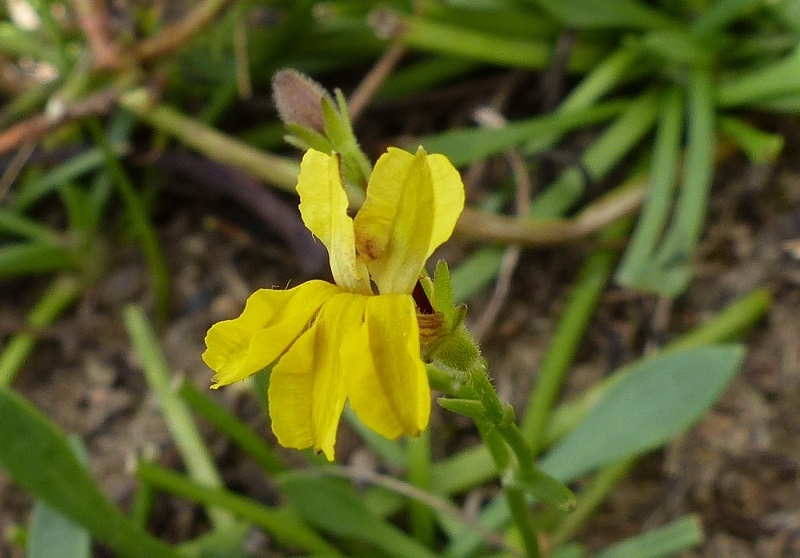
left=136, top=461, right=343, bottom=557
left=122, top=305, right=235, bottom=530
left=521, top=217, right=634, bottom=453
left=87, top=118, right=170, bottom=322
left=119, top=89, right=300, bottom=192
left=178, top=379, right=285, bottom=475
left=0, top=276, right=81, bottom=386
left=406, top=431, right=435, bottom=548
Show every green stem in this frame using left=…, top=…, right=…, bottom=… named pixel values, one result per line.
left=0, top=275, right=81, bottom=386
left=136, top=461, right=342, bottom=557
left=122, top=305, right=235, bottom=530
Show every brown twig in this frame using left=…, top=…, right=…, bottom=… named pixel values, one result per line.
left=0, top=88, right=119, bottom=156
left=69, top=0, right=120, bottom=70
left=471, top=106, right=532, bottom=341
left=133, top=0, right=237, bottom=63
left=348, top=39, right=406, bottom=123
left=0, top=139, right=37, bottom=202
left=455, top=180, right=646, bottom=246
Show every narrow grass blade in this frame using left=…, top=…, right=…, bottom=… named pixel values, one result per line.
left=529, top=0, right=678, bottom=30
left=279, top=472, right=440, bottom=558
left=645, top=69, right=716, bottom=296
left=0, top=243, right=77, bottom=278
left=123, top=305, right=235, bottom=530
left=15, top=148, right=105, bottom=211
left=136, top=461, right=341, bottom=557
left=419, top=101, right=626, bottom=166
left=27, top=438, right=91, bottom=558
left=0, top=387, right=181, bottom=558
left=615, top=86, right=684, bottom=287
left=178, top=379, right=286, bottom=475
left=0, top=275, right=81, bottom=386
left=591, top=515, right=703, bottom=557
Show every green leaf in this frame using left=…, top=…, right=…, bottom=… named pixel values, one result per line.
left=509, top=467, right=576, bottom=511
left=539, top=345, right=745, bottom=481
left=278, top=473, right=440, bottom=558
left=418, top=101, right=625, bottom=167
left=0, top=243, right=78, bottom=278
left=0, top=387, right=182, bottom=558
left=528, top=0, right=677, bottom=29
left=591, top=515, right=703, bottom=557
left=27, top=438, right=91, bottom=558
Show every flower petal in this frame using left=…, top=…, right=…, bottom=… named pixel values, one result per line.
left=426, top=153, right=465, bottom=257
left=354, top=147, right=435, bottom=294
left=269, top=293, right=367, bottom=460
left=296, top=149, right=371, bottom=294
left=203, top=280, right=340, bottom=387
left=344, top=294, right=430, bottom=439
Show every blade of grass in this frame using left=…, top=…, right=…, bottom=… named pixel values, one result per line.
left=0, top=209, right=59, bottom=245
left=392, top=10, right=603, bottom=71
left=407, top=430, right=435, bottom=548
left=645, top=68, right=716, bottom=296
left=123, top=305, right=235, bottom=530
left=0, top=387, right=182, bottom=558
left=136, top=461, right=342, bottom=556
left=718, top=115, right=784, bottom=164
left=14, top=148, right=106, bottom=210
left=717, top=45, right=800, bottom=107
left=87, top=118, right=170, bottom=321
left=591, top=515, right=703, bottom=557
left=177, top=379, right=286, bottom=475
left=0, top=275, right=82, bottom=386
left=0, top=243, right=78, bottom=278
left=615, top=86, right=684, bottom=286
left=419, top=100, right=627, bottom=167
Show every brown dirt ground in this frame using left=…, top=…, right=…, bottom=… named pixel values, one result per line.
left=2, top=90, right=800, bottom=557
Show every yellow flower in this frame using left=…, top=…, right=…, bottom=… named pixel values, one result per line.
left=202, top=147, right=465, bottom=460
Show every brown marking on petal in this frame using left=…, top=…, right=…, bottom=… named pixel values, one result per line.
left=356, top=235, right=381, bottom=261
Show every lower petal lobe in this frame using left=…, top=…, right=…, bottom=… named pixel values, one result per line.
left=345, top=294, right=431, bottom=439
left=203, top=280, right=339, bottom=387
